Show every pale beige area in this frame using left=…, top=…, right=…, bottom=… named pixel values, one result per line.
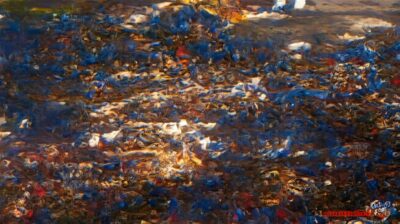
left=1, top=0, right=398, bottom=47
left=235, top=0, right=399, bottom=48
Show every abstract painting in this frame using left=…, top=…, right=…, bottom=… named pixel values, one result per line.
left=0, top=0, right=399, bottom=223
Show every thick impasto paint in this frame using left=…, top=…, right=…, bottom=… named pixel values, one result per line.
left=0, top=0, right=399, bottom=223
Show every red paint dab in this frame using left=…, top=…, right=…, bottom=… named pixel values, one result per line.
left=277, top=208, right=287, bottom=219
left=325, top=58, right=336, bottom=66
left=33, top=184, right=46, bottom=198
left=26, top=210, right=34, bottom=218
left=370, top=128, right=379, bottom=136
left=238, top=192, right=256, bottom=209
left=176, top=46, right=190, bottom=58
left=391, top=75, right=400, bottom=87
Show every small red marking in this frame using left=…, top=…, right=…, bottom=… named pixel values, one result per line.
left=326, top=58, right=336, bottom=66
left=391, top=75, right=400, bottom=87
left=176, top=46, right=190, bottom=58
left=33, top=184, right=46, bottom=198
left=277, top=208, right=287, bottom=219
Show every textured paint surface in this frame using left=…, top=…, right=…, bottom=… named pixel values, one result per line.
left=0, top=0, right=399, bottom=223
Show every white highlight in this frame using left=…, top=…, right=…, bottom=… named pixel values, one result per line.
left=102, top=129, right=122, bottom=143
left=89, top=133, right=100, bottom=147
left=288, top=41, right=311, bottom=51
